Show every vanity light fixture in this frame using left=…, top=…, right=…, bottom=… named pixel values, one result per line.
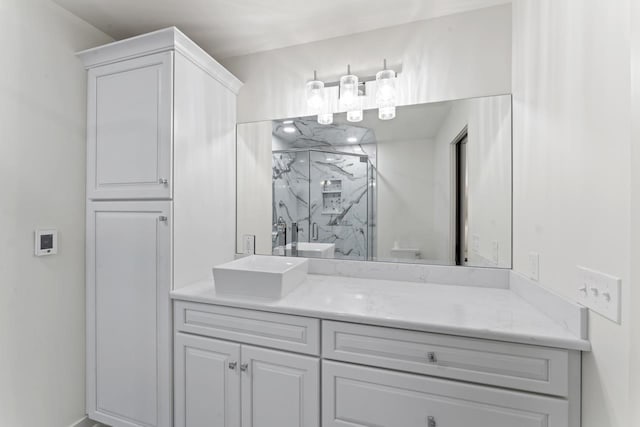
left=283, top=120, right=294, bottom=124
left=347, top=136, right=358, bottom=143
left=307, top=61, right=401, bottom=123
left=283, top=126, right=296, bottom=133
left=376, top=59, right=397, bottom=120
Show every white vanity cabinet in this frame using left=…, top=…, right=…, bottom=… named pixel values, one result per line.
left=174, top=302, right=321, bottom=427
left=80, top=28, right=242, bottom=427
left=173, top=300, right=581, bottom=427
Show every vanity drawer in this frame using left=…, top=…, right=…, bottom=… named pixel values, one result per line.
left=323, top=361, right=569, bottom=427
left=322, top=321, right=570, bottom=396
left=174, top=301, right=320, bottom=355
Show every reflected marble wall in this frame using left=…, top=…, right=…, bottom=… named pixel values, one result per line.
left=273, top=151, right=310, bottom=244
left=273, top=150, right=370, bottom=260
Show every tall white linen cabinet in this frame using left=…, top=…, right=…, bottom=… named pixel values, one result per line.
left=78, top=28, right=242, bottom=427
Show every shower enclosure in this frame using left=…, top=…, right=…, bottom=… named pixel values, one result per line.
left=272, top=149, right=372, bottom=260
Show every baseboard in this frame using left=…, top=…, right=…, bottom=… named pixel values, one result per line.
left=69, top=416, right=106, bottom=427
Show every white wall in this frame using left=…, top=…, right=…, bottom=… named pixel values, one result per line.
left=512, top=1, right=631, bottom=426
left=433, top=96, right=512, bottom=267
left=631, top=0, right=640, bottom=423
left=376, top=138, right=435, bottom=260
left=236, top=121, right=273, bottom=254
left=222, top=4, right=512, bottom=123
left=0, top=1, right=112, bottom=426
left=466, top=96, right=512, bottom=267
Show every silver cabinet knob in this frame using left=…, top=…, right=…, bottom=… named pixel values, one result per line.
left=428, top=416, right=436, bottom=427
left=228, top=361, right=237, bottom=370
left=427, top=352, right=437, bottom=363
left=240, top=363, right=249, bottom=372
left=158, top=178, right=168, bottom=185
left=158, top=216, right=168, bottom=222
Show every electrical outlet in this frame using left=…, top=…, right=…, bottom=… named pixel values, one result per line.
left=243, top=235, right=255, bottom=255
left=491, top=241, right=499, bottom=264
left=528, top=252, right=539, bottom=281
left=576, top=266, right=621, bottom=323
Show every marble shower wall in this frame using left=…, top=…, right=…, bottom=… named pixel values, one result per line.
left=272, top=151, right=310, bottom=244
left=272, top=150, right=370, bottom=260
left=310, top=151, right=369, bottom=260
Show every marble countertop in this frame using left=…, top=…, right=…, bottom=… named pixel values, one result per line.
left=171, top=274, right=591, bottom=351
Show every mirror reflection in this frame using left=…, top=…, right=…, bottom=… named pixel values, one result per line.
left=237, top=94, right=512, bottom=268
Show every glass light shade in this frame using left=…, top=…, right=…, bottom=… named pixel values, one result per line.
left=306, top=79, right=325, bottom=112
left=317, top=113, right=333, bottom=125
left=339, top=74, right=359, bottom=109
left=376, top=68, right=396, bottom=120
left=378, top=105, right=396, bottom=120
left=347, top=109, right=363, bottom=122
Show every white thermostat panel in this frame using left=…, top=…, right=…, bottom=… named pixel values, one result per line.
left=35, top=229, right=58, bottom=256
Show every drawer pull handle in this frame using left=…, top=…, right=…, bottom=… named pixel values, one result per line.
left=158, top=216, right=168, bottom=222
left=228, top=361, right=237, bottom=370
left=240, top=363, right=249, bottom=372
left=427, top=352, right=437, bottom=363
left=159, top=178, right=169, bottom=185
left=428, top=416, right=436, bottom=427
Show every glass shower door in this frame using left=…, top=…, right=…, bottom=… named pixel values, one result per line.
left=308, top=150, right=369, bottom=260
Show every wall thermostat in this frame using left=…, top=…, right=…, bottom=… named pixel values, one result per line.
left=35, top=229, right=58, bottom=256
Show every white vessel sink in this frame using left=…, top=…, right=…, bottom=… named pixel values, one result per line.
left=276, top=242, right=336, bottom=258
left=213, top=255, right=309, bottom=299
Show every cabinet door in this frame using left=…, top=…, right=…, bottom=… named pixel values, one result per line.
left=87, top=52, right=173, bottom=200
left=86, top=201, right=172, bottom=427
left=241, top=346, right=319, bottom=427
left=323, top=361, right=568, bottom=427
left=175, top=333, right=241, bottom=427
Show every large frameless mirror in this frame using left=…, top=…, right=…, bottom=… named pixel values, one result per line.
left=236, top=94, right=512, bottom=268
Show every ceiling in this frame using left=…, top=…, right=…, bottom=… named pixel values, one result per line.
left=53, top=0, right=510, bottom=59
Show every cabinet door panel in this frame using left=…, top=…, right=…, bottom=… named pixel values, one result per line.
left=86, top=201, right=171, bottom=427
left=87, top=52, right=173, bottom=199
left=323, top=361, right=568, bottom=427
left=175, top=333, right=241, bottom=427
left=241, top=346, right=319, bottom=427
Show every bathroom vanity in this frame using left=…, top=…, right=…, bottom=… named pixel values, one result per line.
left=171, top=259, right=589, bottom=427
left=78, top=23, right=587, bottom=427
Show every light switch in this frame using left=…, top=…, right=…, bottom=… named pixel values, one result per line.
left=528, top=252, right=539, bottom=281
left=576, top=266, right=621, bottom=323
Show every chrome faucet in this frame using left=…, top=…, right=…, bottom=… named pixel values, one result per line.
left=274, top=217, right=287, bottom=254
left=290, top=222, right=298, bottom=257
